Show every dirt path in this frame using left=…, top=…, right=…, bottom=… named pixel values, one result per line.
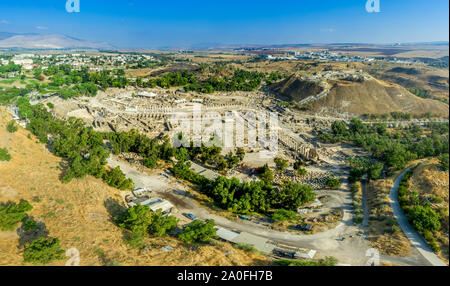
left=389, top=165, right=447, bottom=266
left=361, top=181, right=369, bottom=229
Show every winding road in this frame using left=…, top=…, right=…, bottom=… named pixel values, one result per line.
left=107, top=156, right=447, bottom=266
left=108, top=156, right=375, bottom=265
left=389, top=165, right=447, bottom=266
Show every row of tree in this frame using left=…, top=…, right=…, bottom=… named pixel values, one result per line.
left=171, top=161, right=316, bottom=214
left=398, top=170, right=444, bottom=252
left=321, top=118, right=449, bottom=171
left=18, top=101, right=134, bottom=190
left=114, top=204, right=217, bottom=247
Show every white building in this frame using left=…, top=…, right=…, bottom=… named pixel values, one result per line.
left=12, top=58, right=33, bottom=66
left=127, top=196, right=174, bottom=215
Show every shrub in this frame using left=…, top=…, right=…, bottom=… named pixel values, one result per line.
left=353, top=216, right=363, bottom=224
left=22, top=237, right=65, bottom=265
left=272, top=209, right=298, bottom=223
left=439, top=153, right=449, bottom=171
left=350, top=183, right=360, bottom=193
left=293, top=160, right=305, bottom=170
left=178, top=219, right=217, bottom=244
left=296, top=168, right=307, bottom=176
left=257, top=164, right=274, bottom=184
left=233, top=243, right=260, bottom=254
left=391, top=225, right=401, bottom=234
left=274, top=181, right=316, bottom=211
left=0, top=147, right=11, bottom=161
left=148, top=210, right=178, bottom=237
left=407, top=205, right=441, bottom=233
left=6, top=120, right=18, bottom=133
left=0, top=201, right=33, bottom=231
left=124, top=232, right=146, bottom=249
left=325, top=178, right=341, bottom=189
left=273, top=256, right=338, bottom=266
left=423, top=230, right=440, bottom=252
left=143, top=156, right=158, bottom=168
left=274, top=157, right=289, bottom=171
left=114, top=205, right=152, bottom=235
left=103, top=167, right=134, bottom=190
left=23, top=219, right=38, bottom=232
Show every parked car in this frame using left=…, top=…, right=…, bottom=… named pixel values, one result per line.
left=273, top=248, right=297, bottom=259
left=239, top=215, right=250, bottom=221
left=183, top=213, right=198, bottom=220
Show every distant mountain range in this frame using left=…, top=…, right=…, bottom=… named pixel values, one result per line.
left=0, top=32, right=113, bottom=50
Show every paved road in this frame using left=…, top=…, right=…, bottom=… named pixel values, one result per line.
left=389, top=166, right=447, bottom=266
left=108, top=156, right=375, bottom=265
left=109, top=156, right=442, bottom=266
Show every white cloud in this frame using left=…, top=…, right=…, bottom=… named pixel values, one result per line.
left=36, top=26, right=48, bottom=30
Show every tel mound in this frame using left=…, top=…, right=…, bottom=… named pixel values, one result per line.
left=271, top=74, right=449, bottom=116
left=270, top=75, right=324, bottom=103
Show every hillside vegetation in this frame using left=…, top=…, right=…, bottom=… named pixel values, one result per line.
left=0, top=107, right=268, bottom=266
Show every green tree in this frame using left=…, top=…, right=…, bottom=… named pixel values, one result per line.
left=22, top=237, right=65, bottom=265
left=407, top=205, right=441, bottom=233
left=143, top=156, right=158, bottom=168
left=148, top=210, right=178, bottom=237
left=114, top=205, right=152, bottom=235
left=274, top=157, right=289, bottom=171
left=0, top=201, right=32, bottom=231
left=332, top=121, right=347, bottom=135
left=236, top=148, right=245, bottom=161
left=274, top=181, right=315, bottom=211
left=23, top=218, right=38, bottom=232
left=178, top=219, right=217, bottom=243
left=439, top=153, right=449, bottom=171
left=257, top=164, right=274, bottom=185
left=0, top=148, right=11, bottom=162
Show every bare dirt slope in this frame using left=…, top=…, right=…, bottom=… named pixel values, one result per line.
left=366, top=64, right=449, bottom=101
left=270, top=75, right=324, bottom=102
left=312, top=78, right=449, bottom=116
left=0, top=107, right=268, bottom=266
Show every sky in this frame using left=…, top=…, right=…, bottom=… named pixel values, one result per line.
left=0, top=0, right=448, bottom=49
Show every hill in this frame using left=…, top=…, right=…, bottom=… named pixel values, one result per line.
left=0, top=34, right=112, bottom=50
left=270, top=75, right=324, bottom=102
left=271, top=73, right=449, bottom=116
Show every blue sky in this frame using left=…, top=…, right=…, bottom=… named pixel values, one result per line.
left=0, top=0, right=448, bottom=49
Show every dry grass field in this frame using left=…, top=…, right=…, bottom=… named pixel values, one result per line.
left=0, top=107, right=268, bottom=266
left=366, top=178, right=412, bottom=257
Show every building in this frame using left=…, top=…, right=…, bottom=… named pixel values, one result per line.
left=189, top=161, right=220, bottom=181
left=132, top=187, right=151, bottom=197
left=215, top=227, right=276, bottom=254
left=127, top=196, right=174, bottom=215
left=12, top=58, right=33, bottom=66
